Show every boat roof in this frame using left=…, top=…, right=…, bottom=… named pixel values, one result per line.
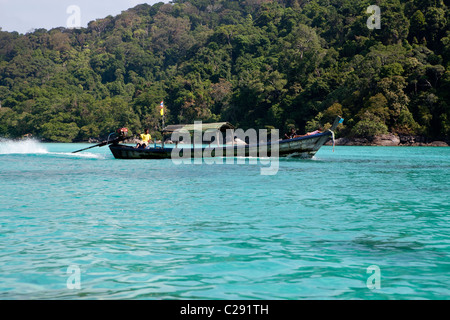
left=162, top=122, right=235, bottom=133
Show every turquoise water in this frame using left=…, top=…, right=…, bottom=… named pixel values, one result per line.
left=0, top=140, right=449, bottom=300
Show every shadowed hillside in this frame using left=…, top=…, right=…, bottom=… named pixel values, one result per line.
left=0, top=0, right=449, bottom=142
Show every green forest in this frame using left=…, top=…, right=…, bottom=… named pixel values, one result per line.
left=0, top=0, right=449, bottom=142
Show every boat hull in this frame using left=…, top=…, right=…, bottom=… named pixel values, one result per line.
left=109, top=131, right=332, bottom=160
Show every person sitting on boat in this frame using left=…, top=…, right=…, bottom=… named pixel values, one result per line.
left=284, top=128, right=297, bottom=140
left=136, top=128, right=152, bottom=148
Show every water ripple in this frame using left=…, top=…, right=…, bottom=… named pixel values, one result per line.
left=1, top=144, right=450, bottom=299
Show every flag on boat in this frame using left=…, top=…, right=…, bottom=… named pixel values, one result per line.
left=160, top=101, right=164, bottom=116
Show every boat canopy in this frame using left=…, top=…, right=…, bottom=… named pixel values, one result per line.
left=162, top=122, right=235, bottom=133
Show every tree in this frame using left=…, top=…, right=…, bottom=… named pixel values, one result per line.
left=41, top=120, right=80, bottom=142
left=352, top=111, right=390, bottom=137
left=424, top=7, right=447, bottom=45
left=409, top=10, right=427, bottom=43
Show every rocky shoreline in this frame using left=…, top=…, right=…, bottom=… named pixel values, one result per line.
left=326, top=134, right=449, bottom=147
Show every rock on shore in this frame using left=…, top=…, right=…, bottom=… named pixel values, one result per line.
left=372, top=134, right=401, bottom=146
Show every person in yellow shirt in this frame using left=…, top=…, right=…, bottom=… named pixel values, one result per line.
left=136, top=128, right=151, bottom=148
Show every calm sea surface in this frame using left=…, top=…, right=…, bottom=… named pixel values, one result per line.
left=0, top=140, right=449, bottom=300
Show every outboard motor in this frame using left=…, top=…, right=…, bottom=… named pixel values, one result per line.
left=110, top=127, right=129, bottom=145
left=117, top=127, right=129, bottom=138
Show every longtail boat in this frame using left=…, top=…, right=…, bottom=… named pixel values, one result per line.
left=107, top=116, right=343, bottom=160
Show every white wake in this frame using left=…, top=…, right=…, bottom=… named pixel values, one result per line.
left=0, top=139, right=48, bottom=154
left=0, top=139, right=105, bottom=159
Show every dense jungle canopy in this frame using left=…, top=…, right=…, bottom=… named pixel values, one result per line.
left=0, top=0, right=449, bottom=142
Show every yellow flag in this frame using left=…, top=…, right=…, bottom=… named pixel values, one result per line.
left=160, top=101, right=164, bottom=116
